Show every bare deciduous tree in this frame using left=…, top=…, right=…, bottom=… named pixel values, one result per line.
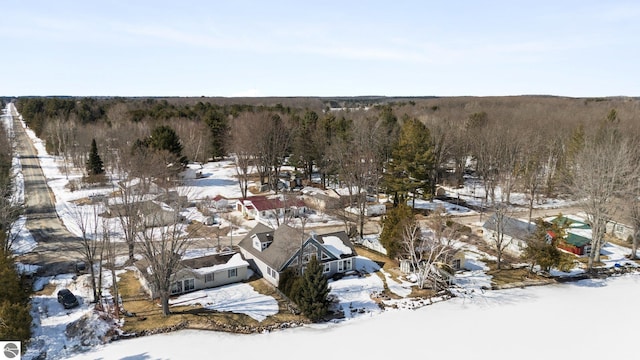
left=0, top=198, right=23, bottom=254
left=253, top=113, right=291, bottom=193
left=229, top=113, right=256, bottom=199
left=174, top=119, right=211, bottom=164
left=112, top=177, right=145, bottom=261
left=136, top=193, right=196, bottom=316
left=101, top=215, right=121, bottom=317
left=570, top=123, right=638, bottom=271
left=629, top=198, right=640, bottom=260
left=331, top=116, right=384, bottom=237
left=402, top=207, right=459, bottom=290
left=520, top=132, right=546, bottom=223
left=471, top=127, right=501, bottom=207
left=485, top=204, right=517, bottom=270
left=73, top=203, right=104, bottom=303
left=0, top=134, right=22, bottom=254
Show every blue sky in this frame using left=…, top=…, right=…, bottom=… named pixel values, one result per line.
left=1, top=1, right=639, bottom=97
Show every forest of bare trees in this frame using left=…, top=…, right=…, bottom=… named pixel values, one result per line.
left=13, top=95, right=640, bottom=272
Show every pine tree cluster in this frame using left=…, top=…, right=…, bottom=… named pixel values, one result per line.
left=0, top=249, right=33, bottom=351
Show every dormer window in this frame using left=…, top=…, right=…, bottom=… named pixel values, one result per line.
left=252, top=234, right=262, bottom=252
left=252, top=233, right=273, bottom=252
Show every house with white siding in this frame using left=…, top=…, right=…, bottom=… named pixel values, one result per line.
left=135, top=252, right=250, bottom=298
left=482, top=214, right=536, bottom=256
left=236, top=196, right=307, bottom=223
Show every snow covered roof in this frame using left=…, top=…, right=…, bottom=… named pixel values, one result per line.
left=184, top=253, right=249, bottom=274
left=321, top=235, right=353, bottom=258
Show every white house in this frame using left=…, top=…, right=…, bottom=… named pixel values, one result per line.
left=135, top=252, right=250, bottom=298
left=211, top=194, right=229, bottom=210
left=138, top=200, right=179, bottom=228
left=482, top=214, right=536, bottom=256
left=236, top=196, right=307, bottom=223
left=345, top=203, right=386, bottom=217
left=118, top=177, right=161, bottom=196
left=606, top=220, right=634, bottom=241
left=301, top=188, right=343, bottom=213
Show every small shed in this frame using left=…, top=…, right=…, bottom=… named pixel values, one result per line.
left=450, top=251, right=466, bottom=270
left=138, top=201, right=178, bottom=228
left=212, top=195, right=229, bottom=210
left=548, top=216, right=592, bottom=256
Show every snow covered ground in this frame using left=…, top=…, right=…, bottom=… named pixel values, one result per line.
left=168, top=283, right=279, bottom=322
left=408, top=197, right=477, bottom=215
left=65, top=273, right=640, bottom=360
left=441, top=175, right=579, bottom=210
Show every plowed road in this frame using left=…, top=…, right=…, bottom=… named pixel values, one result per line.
left=10, top=104, right=86, bottom=275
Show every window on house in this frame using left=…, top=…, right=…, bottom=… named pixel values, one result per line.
left=338, top=259, right=352, bottom=272
left=452, top=259, right=461, bottom=270
left=228, top=268, right=238, bottom=278
left=344, top=258, right=352, bottom=271
left=205, top=273, right=215, bottom=283
left=184, top=279, right=195, bottom=292
left=171, top=281, right=183, bottom=295
left=323, top=263, right=330, bottom=274
left=321, top=252, right=330, bottom=260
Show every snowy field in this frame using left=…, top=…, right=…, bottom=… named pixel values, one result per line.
left=441, top=175, right=579, bottom=210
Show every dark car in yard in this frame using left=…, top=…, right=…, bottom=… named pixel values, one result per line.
left=57, top=289, right=79, bottom=309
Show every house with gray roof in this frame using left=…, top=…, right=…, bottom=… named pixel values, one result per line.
left=482, top=214, right=536, bottom=256
left=237, top=223, right=358, bottom=287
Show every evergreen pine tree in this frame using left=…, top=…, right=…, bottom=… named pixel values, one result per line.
left=384, top=117, right=435, bottom=205
left=0, top=249, right=32, bottom=349
left=298, top=255, right=330, bottom=322
left=205, top=111, right=228, bottom=160
left=521, top=217, right=574, bottom=273
left=149, top=125, right=187, bottom=164
left=379, top=203, right=414, bottom=259
left=85, top=138, right=104, bottom=176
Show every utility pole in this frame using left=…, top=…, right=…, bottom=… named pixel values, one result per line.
left=299, top=215, right=308, bottom=274
left=216, top=224, right=221, bottom=250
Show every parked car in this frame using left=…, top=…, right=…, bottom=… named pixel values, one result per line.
left=57, top=289, right=79, bottom=309
left=75, top=261, right=86, bottom=274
